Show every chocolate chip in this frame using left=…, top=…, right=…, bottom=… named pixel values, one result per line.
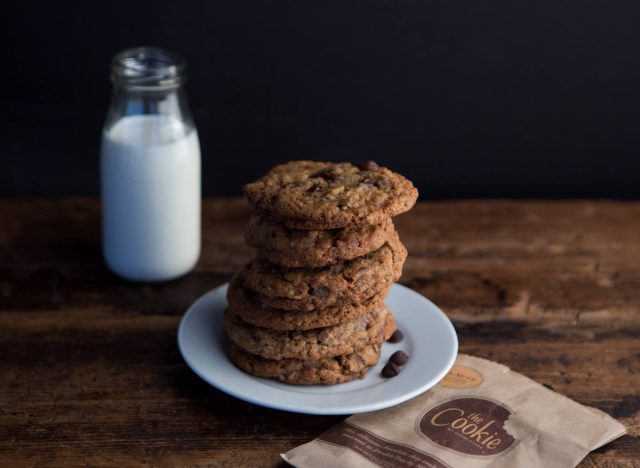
left=387, top=329, right=404, bottom=343
left=305, top=184, right=322, bottom=194
left=357, top=160, right=379, bottom=170
left=381, top=362, right=400, bottom=378
left=361, top=175, right=376, bottom=186
left=310, top=286, right=330, bottom=298
left=389, top=350, right=409, bottom=366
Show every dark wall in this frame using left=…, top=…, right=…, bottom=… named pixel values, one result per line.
left=4, top=1, right=640, bottom=198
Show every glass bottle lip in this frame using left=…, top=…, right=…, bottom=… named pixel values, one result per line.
left=111, top=46, right=186, bottom=91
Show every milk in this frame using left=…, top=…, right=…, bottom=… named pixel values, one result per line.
left=101, top=114, right=201, bottom=281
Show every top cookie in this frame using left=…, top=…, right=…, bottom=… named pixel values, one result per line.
left=243, top=161, right=418, bottom=229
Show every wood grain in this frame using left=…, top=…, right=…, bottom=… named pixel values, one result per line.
left=0, top=198, right=638, bottom=466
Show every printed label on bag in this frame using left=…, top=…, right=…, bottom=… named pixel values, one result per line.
left=318, top=421, right=451, bottom=468
left=416, top=397, right=516, bottom=456
left=439, top=365, right=483, bottom=389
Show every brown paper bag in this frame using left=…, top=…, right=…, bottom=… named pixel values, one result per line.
left=282, top=354, right=626, bottom=468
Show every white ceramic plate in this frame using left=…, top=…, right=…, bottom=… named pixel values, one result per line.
left=177, top=283, right=458, bottom=415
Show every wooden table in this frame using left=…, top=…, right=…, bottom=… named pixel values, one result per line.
left=1, top=198, right=638, bottom=466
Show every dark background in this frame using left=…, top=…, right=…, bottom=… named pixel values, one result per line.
left=4, top=1, right=640, bottom=198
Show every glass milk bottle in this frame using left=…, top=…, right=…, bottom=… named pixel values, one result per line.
left=101, top=47, right=201, bottom=282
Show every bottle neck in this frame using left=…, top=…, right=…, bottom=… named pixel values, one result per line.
left=111, top=47, right=186, bottom=91
left=105, top=48, right=194, bottom=133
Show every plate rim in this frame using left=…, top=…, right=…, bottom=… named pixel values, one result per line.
left=177, top=282, right=458, bottom=415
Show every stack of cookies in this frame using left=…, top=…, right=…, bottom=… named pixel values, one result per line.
left=225, top=161, right=418, bottom=385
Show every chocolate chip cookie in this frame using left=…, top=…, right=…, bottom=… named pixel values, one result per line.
left=224, top=306, right=396, bottom=360
left=241, top=231, right=407, bottom=311
left=243, top=161, right=418, bottom=229
left=227, top=271, right=389, bottom=330
left=246, top=215, right=394, bottom=268
left=228, top=342, right=382, bottom=385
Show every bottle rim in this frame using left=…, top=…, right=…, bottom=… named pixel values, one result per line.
left=111, top=46, right=186, bottom=90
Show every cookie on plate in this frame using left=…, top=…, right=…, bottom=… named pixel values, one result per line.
left=228, top=342, right=383, bottom=385
left=241, top=231, right=407, bottom=311
left=227, top=272, right=389, bottom=331
left=246, top=215, right=394, bottom=268
left=224, top=306, right=396, bottom=361
left=243, top=161, right=418, bottom=230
